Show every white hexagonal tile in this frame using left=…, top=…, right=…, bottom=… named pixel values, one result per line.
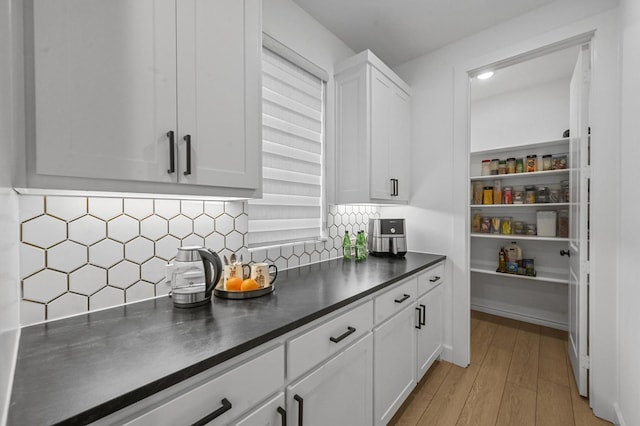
left=204, top=233, right=225, bottom=252
left=329, top=226, right=338, bottom=238
left=21, top=215, right=67, bottom=248
left=140, top=215, right=168, bottom=241
left=45, top=196, right=86, bottom=221
left=141, top=257, right=167, bottom=284
left=154, top=199, right=180, bottom=219
left=169, top=215, right=192, bottom=239
left=251, top=248, right=267, bottom=263
left=88, top=198, right=122, bottom=220
left=156, top=280, right=171, bottom=297
left=299, top=253, right=311, bottom=266
left=108, top=261, right=140, bottom=289
left=267, top=247, right=280, bottom=261
left=155, top=235, right=181, bottom=261
left=126, top=281, right=155, bottom=303
left=281, top=244, right=294, bottom=259
left=215, top=214, right=234, bottom=236
left=274, top=257, right=287, bottom=272
left=47, top=293, right=88, bottom=320
left=124, top=198, right=154, bottom=220
left=304, top=241, right=316, bottom=254
left=23, top=270, right=67, bottom=303
left=226, top=231, right=244, bottom=253
left=333, top=236, right=343, bottom=250
left=21, top=300, right=45, bottom=326
left=20, top=243, right=45, bottom=278
left=125, top=237, right=154, bottom=264
left=193, top=215, right=215, bottom=237
left=89, top=239, right=123, bottom=268
left=356, top=213, right=364, bottom=224
left=182, top=234, right=204, bottom=247
left=288, top=256, right=300, bottom=268
left=204, top=201, right=224, bottom=218
left=70, top=265, right=107, bottom=295
left=234, top=215, right=248, bottom=234
left=310, top=251, right=320, bottom=264
left=293, top=243, right=305, bottom=256
left=224, top=202, right=244, bottom=218
left=48, top=241, right=87, bottom=273
left=69, top=215, right=106, bottom=245
left=320, top=250, right=330, bottom=261
left=20, top=195, right=45, bottom=222
left=329, top=248, right=338, bottom=259
left=108, top=215, right=139, bottom=243
left=181, top=200, right=203, bottom=219
left=90, top=286, right=124, bottom=311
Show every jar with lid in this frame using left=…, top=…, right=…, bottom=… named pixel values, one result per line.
left=490, top=159, right=500, bottom=175
left=501, top=217, right=512, bottom=234
left=498, top=160, right=506, bottom=175
left=471, top=210, right=482, bottom=233
left=548, top=185, right=561, bottom=203
left=473, top=181, right=483, bottom=204
left=524, top=185, right=537, bottom=204
left=481, top=159, right=491, bottom=176
left=536, top=186, right=549, bottom=203
left=481, top=217, right=491, bottom=233
left=561, top=180, right=570, bottom=203
left=558, top=209, right=569, bottom=238
left=503, top=187, right=513, bottom=204
left=513, top=221, right=525, bottom=234
left=526, top=223, right=537, bottom=235
left=526, top=155, right=537, bottom=172
left=493, top=180, right=502, bottom=205
left=542, top=154, right=553, bottom=171
left=491, top=217, right=501, bottom=234
left=483, top=186, right=494, bottom=204
left=506, top=158, right=516, bottom=174
left=516, top=158, right=524, bottom=173
left=513, top=186, right=525, bottom=204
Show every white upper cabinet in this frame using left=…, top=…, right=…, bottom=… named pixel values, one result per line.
left=27, top=0, right=261, bottom=198
left=335, top=50, right=411, bottom=204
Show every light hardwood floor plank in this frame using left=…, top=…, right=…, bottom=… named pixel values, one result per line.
left=536, top=378, right=575, bottom=426
left=539, top=354, right=570, bottom=387
left=506, top=325, right=540, bottom=391
left=495, top=381, right=537, bottom=426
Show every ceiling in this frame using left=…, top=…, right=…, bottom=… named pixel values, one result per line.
left=292, top=0, right=557, bottom=67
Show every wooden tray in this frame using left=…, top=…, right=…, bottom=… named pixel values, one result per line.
left=213, top=283, right=275, bottom=299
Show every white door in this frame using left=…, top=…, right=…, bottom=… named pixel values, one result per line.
left=33, top=0, right=177, bottom=183
left=568, top=43, right=591, bottom=397
left=177, top=0, right=261, bottom=189
left=286, top=333, right=373, bottom=426
left=416, top=285, right=443, bottom=380
left=389, top=84, right=411, bottom=202
left=369, top=68, right=393, bottom=200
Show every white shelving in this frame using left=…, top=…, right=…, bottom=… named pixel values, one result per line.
left=470, top=137, right=569, bottom=156
left=471, top=233, right=568, bottom=242
left=470, top=266, right=568, bottom=284
left=470, top=169, right=570, bottom=182
left=470, top=203, right=569, bottom=209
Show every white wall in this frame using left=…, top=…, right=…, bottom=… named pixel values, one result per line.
left=389, top=0, right=620, bottom=421
left=617, top=0, right=640, bottom=425
left=470, top=78, right=570, bottom=151
left=262, top=0, right=355, bottom=208
left=0, top=0, right=22, bottom=424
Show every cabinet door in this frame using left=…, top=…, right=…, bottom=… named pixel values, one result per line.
left=373, top=305, right=416, bottom=425
left=33, top=0, right=177, bottom=183
left=369, top=68, right=393, bottom=200
left=286, top=333, right=373, bottom=426
left=177, top=0, right=261, bottom=190
left=389, top=85, right=411, bottom=202
left=234, top=392, right=285, bottom=426
left=416, top=284, right=443, bottom=380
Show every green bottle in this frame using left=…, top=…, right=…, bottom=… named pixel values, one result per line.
left=355, top=231, right=367, bottom=261
left=342, top=231, right=352, bottom=260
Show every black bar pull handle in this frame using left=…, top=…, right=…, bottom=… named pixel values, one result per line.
left=390, top=179, right=395, bottom=196
left=415, top=307, right=422, bottom=329
left=329, top=326, right=356, bottom=343
left=394, top=179, right=399, bottom=196
left=560, top=249, right=571, bottom=257
left=394, top=294, right=410, bottom=304
left=429, top=276, right=440, bottom=283
left=167, top=131, right=175, bottom=174
left=183, top=134, right=192, bottom=176
left=294, top=394, right=303, bottom=426
left=191, top=398, right=232, bottom=426
left=420, top=304, right=426, bottom=326
left=277, top=406, right=287, bottom=426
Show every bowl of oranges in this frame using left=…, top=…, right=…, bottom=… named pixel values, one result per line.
left=214, top=276, right=274, bottom=299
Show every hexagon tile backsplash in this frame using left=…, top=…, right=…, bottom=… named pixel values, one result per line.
left=18, top=195, right=379, bottom=325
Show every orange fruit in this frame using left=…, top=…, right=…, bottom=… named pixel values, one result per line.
left=225, top=276, right=243, bottom=291
left=241, top=278, right=259, bottom=291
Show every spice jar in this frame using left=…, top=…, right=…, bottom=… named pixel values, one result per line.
left=513, top=186, right=525, bottom=204
left=491, top=217, right=501, bottom=234
left=471, top=210, right=482, bottom=233
left=558, top=209, right=569, bottom=238
left=483, top=186, right=493, bottom=204
left=490, top=159, right=500, bottom=175
left=526, top=155, right=537, bottom=172
left=503, top=187, right=513, bottom=204
left=542, top=154, right=553, bottom=171
left=516, top=158, right=524, bottom=173
left=481, top=159, right=491, bottom=176
left=501, top=217, right=512, bottom=235
left=506, top=158, right=516, bottom=174
left=524, top=185, right=536, bottom=204
left=481, top=217, right=491, bottom=233
left=498, top=160, right=506, bottom=175
left=493, top=180, right=502, bottom=205
left=536, top=186, right=549, bottom=203
left=513, top=221, right=525, bottom=234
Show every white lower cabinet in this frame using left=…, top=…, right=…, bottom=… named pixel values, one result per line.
left=373, top=305, right=417, bottom=425
left=286, top=333, right=374, bottom=426
left=234, top=392, right=285, bottom=426
left=416, top=284, right=444, bottom=380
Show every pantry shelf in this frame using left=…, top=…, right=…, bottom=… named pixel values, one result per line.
left=470, top=203, right=570, bottom=208
left=470, top=168, right=571, bottom=182
left=470, top=266, right=569, bottom=284
left=470, top=137, right=570, bottom=157
left=470, top=233, right=569, bottom=242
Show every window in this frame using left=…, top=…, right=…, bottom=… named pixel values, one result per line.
left=248, top=39, right=327, bottom=248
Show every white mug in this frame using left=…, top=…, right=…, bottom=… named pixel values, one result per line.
left=250, top=263, right=278, bottom=288
left=223, top=263, right=250, bottom=282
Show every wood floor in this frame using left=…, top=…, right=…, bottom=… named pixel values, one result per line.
left=389, top=311, right=611, bottom=426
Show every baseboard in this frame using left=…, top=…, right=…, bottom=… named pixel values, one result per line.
left=613, top=402, right=626, bottom=426
left=440, top=344, right=454, bottom=363
left=471, top=303, right=568, bottom=331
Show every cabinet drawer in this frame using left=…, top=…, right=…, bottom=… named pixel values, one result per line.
left=417, top=262, right=445, bottom=296
left=106, top=345, right=284, bottom=426
left=287, top=301, right=373, bottom=381
left=374, top=276, right=418, bottom=324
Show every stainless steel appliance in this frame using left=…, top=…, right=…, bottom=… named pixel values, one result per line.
left=170, top=246, right=222, bottom=308
left=367, top=218, right=407, bottom=257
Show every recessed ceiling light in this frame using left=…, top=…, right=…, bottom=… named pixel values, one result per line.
left=477, top=71, right=494, bottom=80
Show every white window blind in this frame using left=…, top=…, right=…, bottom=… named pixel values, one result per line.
left=248, top=47, right=325, bottom=248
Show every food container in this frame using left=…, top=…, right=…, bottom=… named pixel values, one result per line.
left=481, top=159, right=491, bottom=176
left=526, top=155, right=537, bottom=172
left=503, top=187, right=513, bottom=204
left=553, top=154, right=568, bottom=170
left=501, top=217, right=512, bottom=234
left=481, top=217, right=491, bottom=233
left=513, top=187, right=524, bottom=204
left=536, top=186, right=549, bottom=203
left=526, top=223, right=537, bottom=235
left=471, top=210, right=482, bottom=232
left=483, top=186, right=494, bottom=204
left=549, top=189, right=561, bottom=203
left=516, top=158, right=524, bottom=173
left=493, top=180, right=502, bottom=205
left=542, top=155, right=553, bottom=171
left=506, top=158, right=516, bottom=174
left=490, top=159, right=500, bottom=175
left=558, top=209, right=569, bottom=238
left=473, top=182, right=484, bottom=204
left=524, top=185, right=536, bottom=204
left=523, top=258, right=535, bottom=276
left=491, top=217, right=501, bottom=234
left=561, top=180, right=570, bottom=203
left=498, top=161, right=506, bottom=175
left=537, top=211, right=557, bottom=237
left=513, top=221, right=525, bottom=234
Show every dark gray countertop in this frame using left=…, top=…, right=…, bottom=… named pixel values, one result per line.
left=9, top=252, right=445, bottom=425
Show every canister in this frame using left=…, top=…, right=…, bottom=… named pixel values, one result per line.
left=493, top=180, right=502, bottom=205
left=471, top=210, right=482, bottom=233
left=542, top=154, right=553, bottom=171
left=483, top=186, right=493, bottom=204
left=503, top=187, right=513, bottom=204
left=536, top=186, right=549, bottom=203
left=558, top=209, right=569, bottom=238
left=501, top=217, right=512, bottom=235
left=513, top=221, right=525, bottom=234
left=491, top=217, right=501, bottom=234
left=561, top=180, right=570, bottom=203
left=506, top=158, right=516, bottom=174
left=481, top=217, right=491, bottom=233
left=526, top=223, right=537, bottom=235
left=490, top=159, right=500, bottom=175
left=553, top=154, right=568, bottom=170
left=498, top=161, right=506, bottom=175
left=513, top=186, right=524, bottom=204
left=524, top=185, right=536, bottom=204
left=473, top=182, right=483, bottom=204
left=526, top=155, right=537, bottom=172
left=523, top=259, right=535, bottom=276
left=536, top=211, right=557, bottom=237
left=481, top=159, right=491, bottom=176
left=549, top=188, right=561, bottom=203
left=516, top=158, right=524, bottom=173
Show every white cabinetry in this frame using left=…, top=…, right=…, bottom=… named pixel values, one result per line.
left=234, top=392, right=285, bottom=426
left=335, top=50, right=411, bottom=204
left=469, top=139, right=571, bottom=329
left=286, top=333, right=373, bottom=426
left=27, top=0, right=261, bottom=198
left=416, top=284, right=443, bottom=379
